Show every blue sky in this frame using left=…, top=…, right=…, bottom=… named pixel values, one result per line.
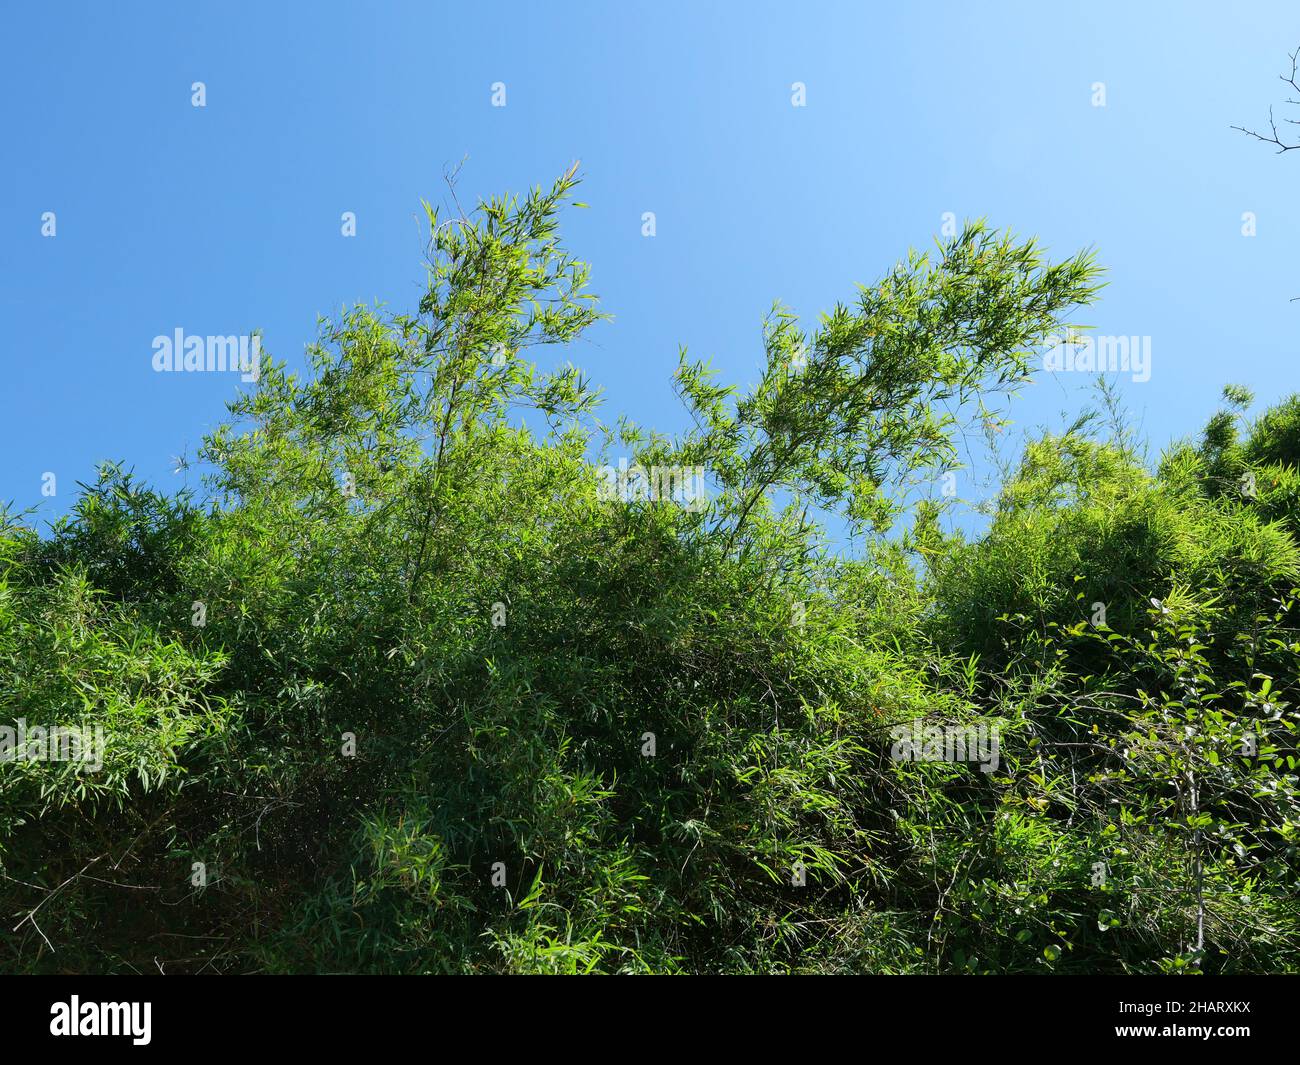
left=3, top=0, right=1298, bottom=529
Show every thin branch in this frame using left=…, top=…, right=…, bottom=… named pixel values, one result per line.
left=1232, top=47, right=1300, bottom=152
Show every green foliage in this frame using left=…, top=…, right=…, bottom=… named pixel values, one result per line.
left=1, top=172, right=1296, bottom=974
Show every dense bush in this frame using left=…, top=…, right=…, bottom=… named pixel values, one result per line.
left=2, top=172, right=1297, bottom=974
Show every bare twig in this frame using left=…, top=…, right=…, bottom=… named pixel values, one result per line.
left=1232, top=46, right=1300, bottom=152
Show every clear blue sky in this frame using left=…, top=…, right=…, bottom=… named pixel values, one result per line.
left=4, top=0, right=1298, bottom=526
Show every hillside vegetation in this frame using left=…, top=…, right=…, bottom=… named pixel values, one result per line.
left=3, top=172, right=1297, bottom=974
